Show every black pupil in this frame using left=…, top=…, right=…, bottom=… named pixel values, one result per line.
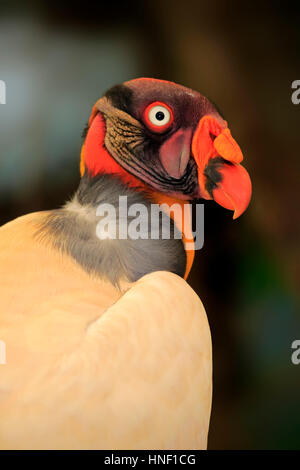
left=155, top=111, right=165, bottom=121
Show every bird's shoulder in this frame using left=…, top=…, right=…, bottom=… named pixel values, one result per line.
left=0, top=268, right=212, bottom=449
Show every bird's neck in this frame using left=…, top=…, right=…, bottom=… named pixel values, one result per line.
left=39, top=173, right=187, bottom=287
left=80, top=112, right=195, bottom=279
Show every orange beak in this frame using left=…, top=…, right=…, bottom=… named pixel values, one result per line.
left=192, top=115, right=252, bottom=219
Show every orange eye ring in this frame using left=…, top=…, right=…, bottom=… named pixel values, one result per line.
left=143, top=101, right=174, bottom=133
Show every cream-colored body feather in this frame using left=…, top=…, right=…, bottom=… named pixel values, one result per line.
left=0, top=212, right=212, bottom=449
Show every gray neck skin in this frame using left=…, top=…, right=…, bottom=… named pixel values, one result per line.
left=37, top=173, right=186, bottom=287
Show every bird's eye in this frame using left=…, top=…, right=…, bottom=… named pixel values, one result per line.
left=144, top=102, right=173, bottom=133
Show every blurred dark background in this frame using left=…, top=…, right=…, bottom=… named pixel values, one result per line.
left=0, top=0, right=299, bottom=449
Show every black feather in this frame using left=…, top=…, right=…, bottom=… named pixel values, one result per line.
left=104, top=84, right=133, bottom=114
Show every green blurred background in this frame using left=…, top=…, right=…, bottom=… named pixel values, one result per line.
left=0, top=0, right=299, bottom=449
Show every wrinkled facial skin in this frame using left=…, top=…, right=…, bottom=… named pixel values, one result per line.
left=96, top=78, right=224, bottom=200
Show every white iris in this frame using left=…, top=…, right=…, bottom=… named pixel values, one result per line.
left=148, top=105, right=171, bottom=126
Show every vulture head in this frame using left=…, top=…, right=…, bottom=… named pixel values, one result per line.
left=80, top=77, right=252, bottom=219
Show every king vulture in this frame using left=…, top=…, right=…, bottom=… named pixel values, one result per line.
left=0, top=78, right=251, bottom=450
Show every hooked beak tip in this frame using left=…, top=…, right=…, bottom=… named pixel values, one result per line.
left=211, top=164, right=252, bottom=219
left=233, top=209, right=242, bottom=220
